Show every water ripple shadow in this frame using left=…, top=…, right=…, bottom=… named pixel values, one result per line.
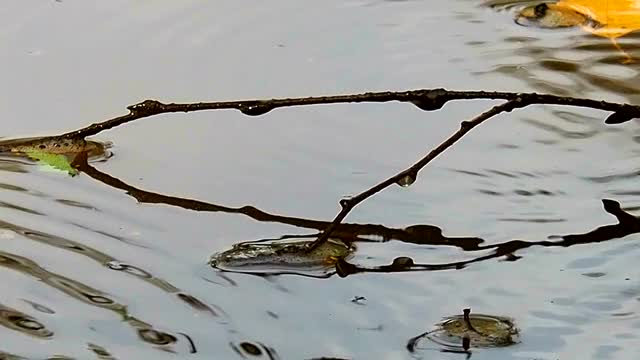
left=0, top=249, right=194, bottom=354
left=0, top=219, right=225, bottom=320
left=0, top=303, right=53, bottom=339
left=230, top=341, right=280, bottom=359
left=584, top=169, right=640, bottom=183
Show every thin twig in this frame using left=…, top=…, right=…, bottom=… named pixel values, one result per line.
left=307, top=99, right=525, bottom=251
left=55, top=89, right=638, bottom=252
left=60, top=89, right=638, bottom=139
left=463, top=308, right=480, bottom=334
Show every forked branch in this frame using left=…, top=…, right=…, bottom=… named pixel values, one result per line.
left=307, top=98, right=526, bottom=251
left=13, top=88, right=637, bottom=251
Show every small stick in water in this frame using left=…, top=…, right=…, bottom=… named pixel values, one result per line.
left=463, top=308, right=480, bottom=334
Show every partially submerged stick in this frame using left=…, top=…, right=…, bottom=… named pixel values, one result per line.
left=72, top=154, right=640, bottom=277
left=4, top=88, right=639, bottom=253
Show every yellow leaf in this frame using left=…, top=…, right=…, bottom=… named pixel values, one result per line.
left=518, top=1, right=640, bottom=62
left=559, top=0, right=640, bottom=39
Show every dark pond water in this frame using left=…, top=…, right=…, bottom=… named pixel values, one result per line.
left=1, top=1, right=639, bottom=359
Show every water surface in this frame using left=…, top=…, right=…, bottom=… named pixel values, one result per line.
left=1, top=0, right=639, bottom=359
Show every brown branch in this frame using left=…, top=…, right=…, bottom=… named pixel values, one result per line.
left=52, top=88, right=639, bottom=253
left=307, top=99, right=526, bottom=251
left=54, top=87, right=637, bottom=252
left=59, top=88, right=639, bottom=139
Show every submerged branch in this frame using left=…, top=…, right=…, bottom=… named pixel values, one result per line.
left=334, top=198, right=640, bottom=277
left=71, top=152, right=482, bottom=249
left=70, top=154, right=640, bottom=277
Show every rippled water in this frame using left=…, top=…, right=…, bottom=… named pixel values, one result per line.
left=1, top=1, right=639, bottom=359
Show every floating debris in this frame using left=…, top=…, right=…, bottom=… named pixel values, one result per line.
left=24, top=150, right=80, bottom=176
left=516, top=2, right=592, bottom=28
left=408, top=308, right=519, bottom=353
left=0, top=136, right=109, bottom=158
left=210, top=237, right=354, bottom=275
left=230, top=340, right=279, bottom=359
left=0, top=136, right=111, bottom=175
left=515, top=1, right=640, bottom=62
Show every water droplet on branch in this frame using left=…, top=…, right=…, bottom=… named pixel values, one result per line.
left=396, top=173, right=416, bottom=187
left=411, top=99, right=446, bottom=111
left=239, top=104, right=273, bottom=116
left=392, top=257, right=414, bottom=268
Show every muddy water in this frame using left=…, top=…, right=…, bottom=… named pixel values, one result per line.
left=1, top=0, right=639, bottom=359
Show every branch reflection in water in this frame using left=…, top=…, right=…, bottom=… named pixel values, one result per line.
left=72, top=152, right=640, bottom=278
left=71, top=152, right=483, bottom=251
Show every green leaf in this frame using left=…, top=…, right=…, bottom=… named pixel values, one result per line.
left=25, top=150, right=79, bottom=176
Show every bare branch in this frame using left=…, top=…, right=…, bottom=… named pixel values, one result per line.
left=307, top=99, right=526, bottom=251
left=59, top=89, right=639, bottom=139
left=7, top=87, right=638, bottom=254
